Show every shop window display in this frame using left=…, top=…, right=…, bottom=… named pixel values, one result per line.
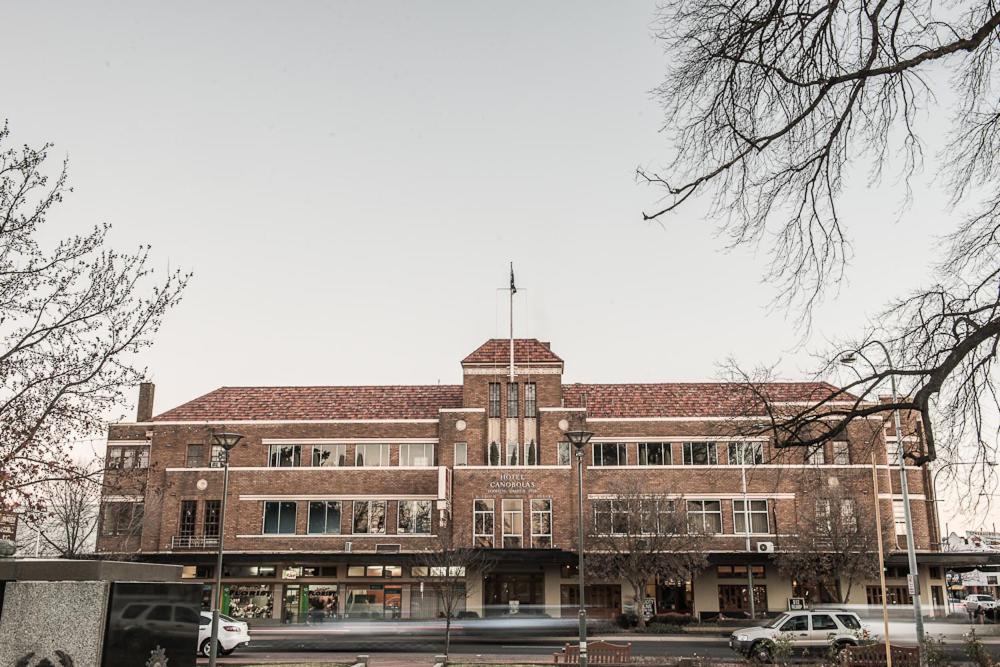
left=226, top=584, right=274, bottom=620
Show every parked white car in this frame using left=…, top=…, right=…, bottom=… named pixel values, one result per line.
left=197, top=613, right=251, bottom=657
left=965, top=594, right=997, bottom=614
left=729, top=610, right=873, bottom=662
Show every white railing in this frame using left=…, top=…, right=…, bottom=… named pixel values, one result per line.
left=170, top=535, right=220, bottom=549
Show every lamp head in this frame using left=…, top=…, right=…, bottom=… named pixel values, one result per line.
left=564, top=430, right=593, bottom=451
left=212, top=431, right=244, bottom=451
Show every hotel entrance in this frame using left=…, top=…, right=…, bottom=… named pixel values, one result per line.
left=483, top=572, right=544, bottom=616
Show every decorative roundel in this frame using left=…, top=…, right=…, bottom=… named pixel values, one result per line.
left=196, top=479, right=209, bottom=491
left=455, top=420, right=467, bottom=432
left=558, top=419, right=570, bottom=432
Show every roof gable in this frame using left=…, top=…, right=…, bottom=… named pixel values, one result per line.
left=462, top=339, right=563, bottom=366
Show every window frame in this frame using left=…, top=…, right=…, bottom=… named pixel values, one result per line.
left=267, top=444, right=302, bottom=468
left=557, top=442, right=572, bottom=466
left=312, top=444, right=347, bottom=467
left=355, top=443, right=390, bottom=467
left=454, top=442, right=468, bottom=466
left=832, top=441, right=850, bottom=465
left=185, top=444, right=204, bottom=468
left=203, top=499, right=221, bottom=538
left=262, top=501, right=297, bottom=535
left=397, top=500, right=433, bottom=534
left=398, top=443, right=434, bottom=467
left=352, top=500, right=387, bottom=534
left=501, top=498, right=524, bottom=548
left=106, top=444, right=150, bottom=470
left=686, top=499, right=723, bottom=533
left=179, top=500, right=197, bottom=538
left=473, top=499, right=495, bottom=547
left=524, top=382, right=537, bottom=418
left=683, top=442, right=718, bottom=465
left=733, top=499, right=770, bottom=534
left=638, top=442, right=671, bottom=466
left=488, top=382, right=501, bottom=418
left=530, top=499, right=553, bottom=547
left=592, top=442, right=627, bottom=466
left=806, top=446, right=826, bottom=465
left=727, top=441, right=763, bottom=466
left=307, top=500, right=343, bottom=535
left=507, top=382, right=519, bottom=418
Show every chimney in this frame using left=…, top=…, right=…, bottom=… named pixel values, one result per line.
left=137, top=382, right=155, bottom=422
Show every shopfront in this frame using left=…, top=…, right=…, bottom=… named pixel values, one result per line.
left=483, top=572, right=544, bottom=615
left=345, top=584, right=402, bottom=618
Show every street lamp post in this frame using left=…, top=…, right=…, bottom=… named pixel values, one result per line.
left=566, top=430, right=594, bottom=667
left=208, top=431, right=243, bottom=667
left=842, top=345, right=925, bottom=650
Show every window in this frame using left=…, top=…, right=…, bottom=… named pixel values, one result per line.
left=268, top=445, right=301, bottom=467
left=683, top=442, right=717, bottom=465
left=263, top=501, right=296, bottom=534
left=525, top=383, right=537, bottom=418
left=728, top=442, right=763, bottom=466
left=531, top=499, right=553, bottom=547
left=893, top=500, right=907, bottom=535
left=593, top=499, right=629, bottom=535
left=101, top=501, right=143, bottom=536
left=717, top=564, right=766, bottom=579
left=313, top=444, right=347, bottom=467
left=593, top=442, right=627, bottom=466
left=812, top=614, right=837, bottom=630
left=399, top=443, right=434, bottom=466
left=638, top=442, right=671, bottom=465
left=557, top=442, right=572, bottom=466
left=837, top=614, right=861, bottom=630
left=487, top=441, right=502, bottom=466
left=398, top=500, right=433, bottom=534
left=208, top=444, right=226, bottom=468
left=353, top=500, right=387, bottom=534
left=833, top=442, right=850, bottom=465
left=733, top=499, right=769, bottom=534
left=474, top=499, right=495, bottom=547
left=781, top=615, right=809, bottom=632
left=186, top=444, right=204, bottom=467
left=806, top=446, right=826, bottom=465
left=502, top=499, right=523, bottom=548
left=488, top=383, right=501, bottom=418
left=454, top=442, right=468, bottom=466
left=347, top=565, right=401, bottom=577
left=179, top=500, right=197, bottom=538
left=308, top=501, right=342, bottom=534
left=203, top=500, right=221, bottom=538
left=507, top=383, right=519, bottom=417
left=687, top=500, right=723, bottom=533
left=506, top=440, right=520, bottom=466
left=841, top=499, right=857, bottom=529
left=524, top=441, right=538, bottom=465
left=106, top=445, right=149, bottom=470
left=355, top=443, right=390, bottom=467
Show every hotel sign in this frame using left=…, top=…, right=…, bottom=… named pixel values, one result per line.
left=488, top=473, right=537, bottom=494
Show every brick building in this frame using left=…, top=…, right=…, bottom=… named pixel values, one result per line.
left=97, top=338, right=950, bottom=623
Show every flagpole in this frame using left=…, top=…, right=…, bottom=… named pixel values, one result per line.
left=509, top=262, right=515, bottom=382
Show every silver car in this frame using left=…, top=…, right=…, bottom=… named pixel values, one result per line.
left=729, top=610, right=871, bottom=662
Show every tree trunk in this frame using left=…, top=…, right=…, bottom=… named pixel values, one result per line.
left=444, top=610, right=452, bottom=657
left=633, top=581, right=646, bottom=629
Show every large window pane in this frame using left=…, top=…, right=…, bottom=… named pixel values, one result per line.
left=353, top=500, right=387, bottom=534
left=728, top=442, right=763, bottom=465
left=502, top=499, right=523, bottom=548
left=593, top=442, right=627, bottom=466
left=356, top=444, right=389, bottom=467
left=263, top=501, right=296, bottom=534
left=683, top=442, right=717, bottom=465
left=313, top=445, right=346, bottom=467
left=398, top=500, right=432, bottom=534
left=474, top=499, right=494, bottom=547
left=399, top=444, right=434, bottom=466
left=639, top=442, right=670, bottom=465
left=268, top=445, right=301, bottom=467
left=308, top=501, right=342, bottom=534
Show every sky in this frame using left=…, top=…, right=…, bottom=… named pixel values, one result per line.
left=3, top=2, right=995, bottom=532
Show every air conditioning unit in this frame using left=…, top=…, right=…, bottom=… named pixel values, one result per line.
left=757, top=541, right=775, bottom=553
left=344, top=541, right=352, bottom=553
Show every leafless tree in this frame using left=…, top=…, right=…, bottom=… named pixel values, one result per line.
left=0, top=121, right=188, bottom=514
left=776, top=474, right=892, bottom=604
left=640, top=2, right=1000, bottom=488
left=587, top=478, right=708, bottom=629
left=412, top=518, right=493, bottom=659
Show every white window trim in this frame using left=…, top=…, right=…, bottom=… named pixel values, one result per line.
left=530, top=498, right=553, bottom=547
left=732, top=498, right=770, bottom=535
left=473, top=498, right=495, bottom=547
left=501, top=498, right=524, bottom=547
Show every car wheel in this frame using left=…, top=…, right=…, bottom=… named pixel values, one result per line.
left=199, top=639, right=224, bottom=658
left=835, top=640, right=856, bottom=655
left=752, top=641, right=772, bottom=663
left=221, top=647, right=235, bottom=656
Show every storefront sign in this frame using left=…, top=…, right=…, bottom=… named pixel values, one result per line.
left=488, top=473, right=537, bottom=493
left=642, top=597, right=656, bottom=620
left=0, top=512, right=17, bottom=541
left=788, top=597, right=805, bottom=610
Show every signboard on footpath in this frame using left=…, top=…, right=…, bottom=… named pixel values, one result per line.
left=0, top=512, right=18, bottom=542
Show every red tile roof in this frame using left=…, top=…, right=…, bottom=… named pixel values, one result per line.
left=562, top=382, right=848, bottom=418
left=153, top=385, right=463, bottom=421
left=462, top=339, right=563, bottom=365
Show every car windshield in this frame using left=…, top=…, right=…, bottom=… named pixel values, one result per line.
left=979, top=595, right=995, bottom=602
left=766, top=614, right=789, bottom=629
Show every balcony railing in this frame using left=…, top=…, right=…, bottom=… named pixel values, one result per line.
left=170, top=535, right=220, bottom=549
